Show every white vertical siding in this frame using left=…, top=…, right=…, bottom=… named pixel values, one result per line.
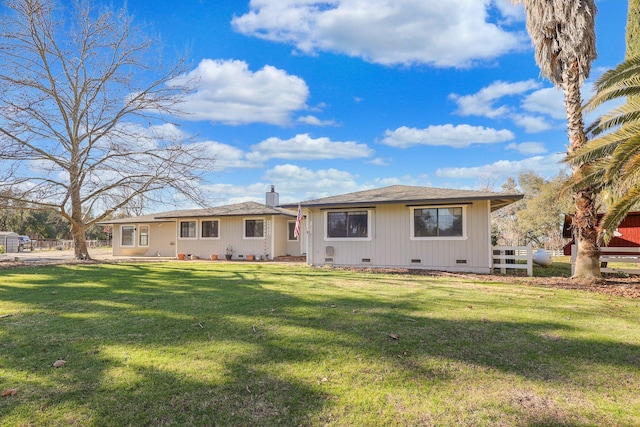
left=308, top=201, right=492, bottom=273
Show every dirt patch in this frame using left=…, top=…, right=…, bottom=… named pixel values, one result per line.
left=334, top=267, right=640, bottom=299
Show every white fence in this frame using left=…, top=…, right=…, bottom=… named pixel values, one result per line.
left=492, top=245, right=533, bottom=276
left=570, top=245, right=640, bottom=275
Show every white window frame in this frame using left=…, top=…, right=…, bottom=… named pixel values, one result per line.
left=324, top=209, right=373, bottom=242
left=287, top=220, right=298, bottom=241
left=138, top=224, right=150, bottom=247
left=178, top=220, right=197, bottom=240
left=201, top=219, right=220, bottom=240
left=410, top=205, right=467, bottom=241
left=243, top=217, right=265, bottom=240
left=121, top=225, right=135, bottom=247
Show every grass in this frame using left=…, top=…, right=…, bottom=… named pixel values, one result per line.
left=1, top=262, right=639, bottom=426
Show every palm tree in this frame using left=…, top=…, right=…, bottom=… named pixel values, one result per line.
left=513, top=0, right=600, bottom=280
left=565, top=0, right=640, bottom=243
left=566, top=61, right=640, bottom=243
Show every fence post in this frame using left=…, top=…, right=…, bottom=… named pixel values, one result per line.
left=570, top=244, right=577, bottom=276
left=526, top=244, right=533, bottom=277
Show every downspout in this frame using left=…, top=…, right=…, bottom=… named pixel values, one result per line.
left=487, top=201, right=492, bottom=271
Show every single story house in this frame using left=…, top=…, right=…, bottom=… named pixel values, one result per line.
left=104, top=185, right=522, bottom=273
left=104, top=188, right=305, bottom=260
left=280, top=185, right=522, bottom=274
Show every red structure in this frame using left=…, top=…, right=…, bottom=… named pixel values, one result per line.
left=563, top=211, right=640, bottom=255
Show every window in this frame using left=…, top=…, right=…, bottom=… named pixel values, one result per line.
left=179, top=220, right=196, bottom=239
left=201, top=220, right=219, bottom=238
left=326, top=211, right=369, bottom=239
left=121, top=225, right=135, bottom=247
left=288, top=221, right=298, bottom=241
left=244, top=219, right=264, bottom=238
left=411, top=206, right=464, bottom=239
left=138, top=225, right=149, bottom=246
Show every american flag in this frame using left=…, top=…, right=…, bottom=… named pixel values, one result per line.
left=294, top=204, right=303, bottom=238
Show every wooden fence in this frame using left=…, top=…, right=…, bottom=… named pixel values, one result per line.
left=492, top=245, right=533, bottom=276
left=570, top=245, right=640, bottom=275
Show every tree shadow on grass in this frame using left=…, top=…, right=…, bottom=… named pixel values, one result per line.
left=1, top=262, right=639, bottom=426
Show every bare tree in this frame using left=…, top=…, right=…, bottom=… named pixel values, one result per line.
left=0, top=0, right=214, bottom=259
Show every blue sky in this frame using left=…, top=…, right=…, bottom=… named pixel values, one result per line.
left=122, top=0, right=626, bottom=208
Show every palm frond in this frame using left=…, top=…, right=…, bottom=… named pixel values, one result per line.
left=607, top=134, right=640, bottom=178
left=587, top=103, right=640, bottom=136
left=585, top=57, right=640, bottom=111
left=599, top=184, right=640, bottom=244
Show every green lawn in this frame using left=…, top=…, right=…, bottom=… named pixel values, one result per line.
left=1, top=262, right=639, bottom=426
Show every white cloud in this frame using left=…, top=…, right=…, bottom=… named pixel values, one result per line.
left=381, top=124, right=514, bottom=148
left=366, top=157, right=392, bottom=166
left=436, top=153, right=566, bottom=180
left=263, top=164, right=370, bottom=199
left=296, top=115, right=337, bottom=126
left=506, top=141, right=547, bottom=155
left=232, top=0, right=526, bottom=67
left=521, top=86, right=566, bottom=120
left=450, top=79, right=541, bottom=118
left=191, top=140, right=261, bottom=170
left=247, top=133, right=374, bottom=161
left=173, top=59, right=309, bottom=125
left=511, top=114, right=553, bottom=133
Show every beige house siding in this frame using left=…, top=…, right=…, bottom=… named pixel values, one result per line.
left=307, top=201, right=492, bottom=273
left=174, top=216, right=267, bottom=260
left=112, top=223, right=176, bottom=257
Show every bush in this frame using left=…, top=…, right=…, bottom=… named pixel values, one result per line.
left=0, top=245, right=4, bottom=254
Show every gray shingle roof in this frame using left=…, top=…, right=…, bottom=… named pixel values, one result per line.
left=154, top=201, right=296, bottom=218
left=281, top=185, right=522, bottom=211
left=101, top=202, right=296, bottom=224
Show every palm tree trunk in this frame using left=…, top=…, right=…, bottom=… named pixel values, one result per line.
left=565, top=60, right=601, bottom=280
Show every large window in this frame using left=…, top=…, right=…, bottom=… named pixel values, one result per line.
left=326, top=211, right=369, bottom=239
left=244, top=219, right=264, bottom=238
left=138, top=225, right=149, bottom=246
left=179, top=220, right=197, bottom=239
left=412, top=207, right=464, bottom=239
left=121, top=225, right=135, bottom=247
left=201, top=220, right=219, bottom=238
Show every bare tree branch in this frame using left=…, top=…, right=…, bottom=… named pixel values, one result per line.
left=0, top=0, right=215, bottom=259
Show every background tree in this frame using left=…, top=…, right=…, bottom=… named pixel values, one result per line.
left=0, top=0, right=214, bottom=259
left=516, top=172, right=572, bottom=250
left=513, top=0, right=600, bottom=280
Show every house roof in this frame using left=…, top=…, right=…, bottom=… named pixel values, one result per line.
left=102, top=202, right=296, bottom=225
left=282, top=185, right=523, bottom=212
left=154, top=202, right=296, bottom=219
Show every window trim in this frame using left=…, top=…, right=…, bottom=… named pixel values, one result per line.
left=121, top=225, right=135, bottom=247
left=138, top=224, right=150, bottom=247
left=200, top=219, right=221, bottom=240
left=287, top=220, right=298, bottom=241
left=410, top=205, right=467, bottom=241
left=243, top=217, right=265, bottom=240
left=178, top=220, right=197, bottom=240
left=324, top=209, right=373, bottom=242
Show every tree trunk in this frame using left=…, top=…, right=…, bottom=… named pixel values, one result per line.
left=564, top=60, right=601, bottom=281
left=69, top=166, right=90, bottom=260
